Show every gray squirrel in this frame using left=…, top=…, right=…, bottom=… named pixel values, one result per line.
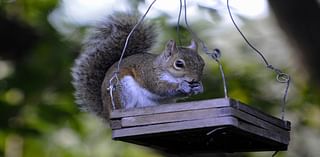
left=71, top=12, right=205, bottom=120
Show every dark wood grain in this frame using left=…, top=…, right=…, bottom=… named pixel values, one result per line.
left=112, top=117, right=238, bottom=138
left=110, top=98, right=230, bottom=118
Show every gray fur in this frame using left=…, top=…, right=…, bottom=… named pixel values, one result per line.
left=71, top=13, right=156, bottom=117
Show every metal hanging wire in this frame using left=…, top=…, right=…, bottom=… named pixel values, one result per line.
left=226, top=0, right=291, bottom=120
left=108, top=0, right=158, bottom=110
left=178, top=0, right=229, bottom=98
left=177, top=0, right=183, bottom=46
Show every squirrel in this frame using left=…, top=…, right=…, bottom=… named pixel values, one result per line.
left=71, top=12, right=205, bottom=120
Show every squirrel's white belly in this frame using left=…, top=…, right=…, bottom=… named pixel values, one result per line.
left=120, top=76, right=161, bottom=109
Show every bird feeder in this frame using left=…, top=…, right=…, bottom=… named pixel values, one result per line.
left=110, top=98, right=290, bottom=153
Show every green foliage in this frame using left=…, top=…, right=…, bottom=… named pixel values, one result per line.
left=0, top=0, right=319, bottom=157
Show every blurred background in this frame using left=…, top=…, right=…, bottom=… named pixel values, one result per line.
left=0, top=0, right=319, bottom=157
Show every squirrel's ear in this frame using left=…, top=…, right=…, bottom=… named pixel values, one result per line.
left=187, top=39, right=198, bottom=51
left=164, top=40, right=178, bottom=57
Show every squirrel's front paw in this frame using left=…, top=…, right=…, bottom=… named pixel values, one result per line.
left=190, top=81, right=204, bottom=95
left=178, top=81, right=203, bottom=96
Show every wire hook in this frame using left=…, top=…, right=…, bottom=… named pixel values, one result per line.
left=227, top=0, right=291, bottom=120
left=178, top=0, right=229, bottom=98
left=108, top=0, right=157, bottom=110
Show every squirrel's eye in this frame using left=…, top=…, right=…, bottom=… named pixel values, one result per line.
left=174, top=59, right=185, bottom=69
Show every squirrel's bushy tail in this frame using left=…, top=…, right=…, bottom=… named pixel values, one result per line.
left=71, top=13, right=156, bottom=117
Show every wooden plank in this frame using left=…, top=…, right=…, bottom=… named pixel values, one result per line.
left=230, top=99, right=291, bottom=130
left=120, top=108, right=232, bottom=127
left=112, top=117, right=239, bottom=139
left=116, top=107, right=288, bottom=135
left=110, top=120, right=122, bottom=129
left=110, top=98, right=230, bottom=119
left=111, top=98, right=290, bottom=130
left=230, top=108, right=289, bottom=135
left=110, top=98, right=292, bottom=153
left=237, top=120, right=290, bottom=145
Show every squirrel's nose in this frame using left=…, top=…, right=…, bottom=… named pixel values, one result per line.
left=188, top=79, right=196, bottom=84
left=185, top=76, right=201, bottom=83
left=186, top=79, right=201, bottom=85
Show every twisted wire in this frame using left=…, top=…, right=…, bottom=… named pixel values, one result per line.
left=226, top=0, right=290, bottom=120
left=109, top=0, right=157, bottom=110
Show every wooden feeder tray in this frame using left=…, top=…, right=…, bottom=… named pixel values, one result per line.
left=110, top=98, right=291, bottom=153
